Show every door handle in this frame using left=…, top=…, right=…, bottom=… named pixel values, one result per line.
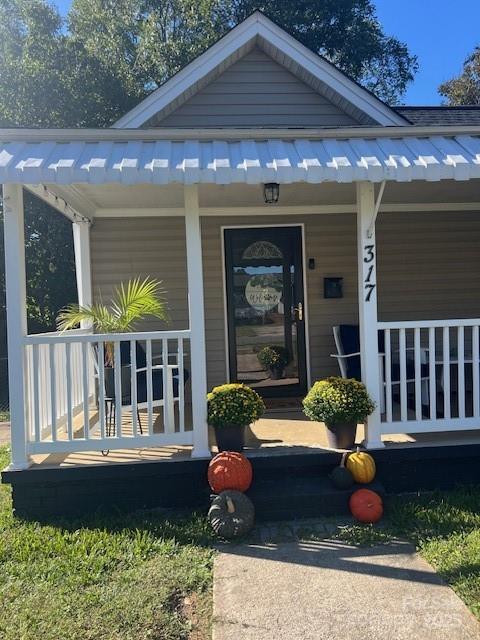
left=293, top=302, right=303, bottom=322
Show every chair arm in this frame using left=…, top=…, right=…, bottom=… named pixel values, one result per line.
left=135, top=365, right=166, bottom=373
left=330, top=352, right=361, bottom=359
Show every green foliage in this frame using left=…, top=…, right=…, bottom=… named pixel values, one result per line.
left=232, top=0, right=418, bottom=104
left=0, top=0, right=417, bottom=131
left=0, top=0, right=418, bottom=348
left=57, top=276, right=168, bottom=363
left=0, top=448, right=215, bottom=640
left=57, top=276, right=168, bottom=333
left=257, top=345, right=290, bottom=369
left=439, top=47, right=480, bottom=105
left=207, top=382, right=265, bottom=427
left=303, top=376, right=374, bottom=425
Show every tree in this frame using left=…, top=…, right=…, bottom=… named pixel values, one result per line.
left=439, top=48, right=480, bottom=105
left=231, top=1, right=417, bottom=104
left=0, top=0, right=418, bottom=331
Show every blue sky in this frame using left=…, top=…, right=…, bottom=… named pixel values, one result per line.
left=53, top=0, right=479, bottom=105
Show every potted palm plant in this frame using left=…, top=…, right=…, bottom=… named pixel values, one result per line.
left=257, top=345, right=290, bottom=380
left=56, top=277, right=169, bottom=399
left=302, top=377, right=375, bottom=449
left=207, top=383, right=265, bottom=452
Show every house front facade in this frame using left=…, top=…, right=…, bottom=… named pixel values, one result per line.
left=2, top=12, right=480, bottom=487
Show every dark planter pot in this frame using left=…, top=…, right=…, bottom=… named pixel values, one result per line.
left=325, top=421, right=357, bottom=450
left=213, top=424, right=245, bottom=452
left=104, top=365, right=131, bottom=401
left=268, top=365, right=285, bottom=380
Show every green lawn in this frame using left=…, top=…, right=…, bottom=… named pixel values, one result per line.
left=336, top=488, right=480, bottom=619
left=1, top=441, right=479, bottom=636
left=0, top=446, right=215, bottom=640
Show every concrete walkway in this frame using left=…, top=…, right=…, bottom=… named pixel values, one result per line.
left=213, top=536, right=480, bottom=640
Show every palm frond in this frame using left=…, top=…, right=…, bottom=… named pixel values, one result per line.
left=56, top=277, right=169, bottom=335
left=111, top=277, right=169, bottom=330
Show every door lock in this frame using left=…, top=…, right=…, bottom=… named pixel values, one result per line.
left=294, top=302, right=303, bottom=321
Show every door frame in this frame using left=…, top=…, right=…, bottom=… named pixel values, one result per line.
left=220, top=222, right=311, bottom=392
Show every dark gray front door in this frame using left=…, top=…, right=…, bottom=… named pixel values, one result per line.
left=224, top=226, right=307, bottom=398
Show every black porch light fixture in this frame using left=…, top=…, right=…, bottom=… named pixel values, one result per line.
left=263, top=182, right=280, bottom=204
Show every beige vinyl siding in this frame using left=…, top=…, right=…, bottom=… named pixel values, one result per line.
left=202, top=211, right=480, bottom=388
left=152, top=48, right=359, bottom=128
left=377, top=211, right=480, bottom=322
left=90, top=217, right=189, bottom=332
left=90, top=210, right=480, bottom=391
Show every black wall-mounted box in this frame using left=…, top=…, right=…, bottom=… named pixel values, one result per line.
left=324, top=277, right=343, bottom=299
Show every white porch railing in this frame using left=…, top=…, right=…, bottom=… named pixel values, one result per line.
left=378, top=319, right=480, bottom=434
left=22, top=329, right=192, bottom=454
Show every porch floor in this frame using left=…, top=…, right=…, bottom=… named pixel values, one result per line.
left=27, top=405, right=480, bottom=469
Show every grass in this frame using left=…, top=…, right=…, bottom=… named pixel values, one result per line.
left=1, top=440, right=480, bottom=633
left=334, top=488, right=480, bottom=619
left=0, top=446, right=216, bottom=640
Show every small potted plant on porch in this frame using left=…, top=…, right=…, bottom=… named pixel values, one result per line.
left=257, top=345, right=290, bottom=380
left=207, top=383, right=265, bottom=452
left=56, top=277, right=169, bottom=400
left=302, top=377, right=374, bottom=450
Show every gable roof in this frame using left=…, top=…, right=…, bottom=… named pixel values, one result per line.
left=113, top=11, right=407, bottom=129
left=397, top=106, right=480, bottom=126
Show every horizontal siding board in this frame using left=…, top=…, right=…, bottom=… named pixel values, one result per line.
left=151, top=48, right=359, bottom=129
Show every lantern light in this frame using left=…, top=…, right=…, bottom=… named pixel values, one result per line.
left=263, top=182, right=280, bottom=204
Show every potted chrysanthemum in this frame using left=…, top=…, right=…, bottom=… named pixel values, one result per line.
left=207, top=383, right=265, bottom=452
left=302, top=377, right=374, bottom=449
left=257, top=345, right=290, bottom=380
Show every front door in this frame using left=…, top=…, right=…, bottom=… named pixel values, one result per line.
left=224, top=226, right=307, bottom=398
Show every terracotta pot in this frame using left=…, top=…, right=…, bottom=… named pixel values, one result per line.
left=325, top=422, right=357, bottom=450
left=213, top=424, right=245, bottom=452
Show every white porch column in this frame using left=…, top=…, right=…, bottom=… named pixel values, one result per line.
left=184, top=185, right=210, bottom=458
left=72, top=219, right=92, bottom=324
left=2, top=184, right=30, bottom=469
left=356, top=182, right=384, bottom=449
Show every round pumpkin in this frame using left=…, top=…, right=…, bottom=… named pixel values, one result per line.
left=208, top=451, right=253, bottom=493
left=208, top=490, right=255, bottom=539
left=346, top=447, right=376, bottom=483
left=330, top=452, right=354, bottom=490
left=349, top=488, right=383, bottom=523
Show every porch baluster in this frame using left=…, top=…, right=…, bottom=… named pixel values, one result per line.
left=473, top=326, right=480, bottom=418
left=414, top=328, right=422, bottom=421
left=65, top=342, right=73, bottom=441
left=443, top=327, right=451, bottom=419
left=114, top=341, right=122, bottom=438
left=82, top=341, right=90, bottom=439
left=399, top=329, right=407, bottom=422
left=146, top=339, right=153, bottom=435
left=49, top=343, right=57, bottom=441
left=457, top=326, right=465, bottom=419
left=130, top=340, right=138, bottom=437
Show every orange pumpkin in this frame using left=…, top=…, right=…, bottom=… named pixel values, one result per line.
left=349, top=488, right=383, bottom=523
left=208, top=451, right=253, bottom=493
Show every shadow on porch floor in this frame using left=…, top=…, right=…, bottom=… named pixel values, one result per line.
left=27, top=405, right=480, bottom=469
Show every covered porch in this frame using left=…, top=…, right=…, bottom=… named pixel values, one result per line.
left=2, top=128, right=480, bottom=472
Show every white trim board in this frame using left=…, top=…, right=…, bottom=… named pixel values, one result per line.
left=113, top=11, right=405, bottom=129
left=220, top=222, right=311, bottom=391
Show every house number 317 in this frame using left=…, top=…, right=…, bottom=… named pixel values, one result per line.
left=363, top=244, right=376, bottom=302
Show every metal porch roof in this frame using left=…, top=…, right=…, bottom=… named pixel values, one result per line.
left=1, top=135, right=480, bottom=184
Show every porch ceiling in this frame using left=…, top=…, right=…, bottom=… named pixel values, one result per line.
left=1, top=134, right=480, bottom=186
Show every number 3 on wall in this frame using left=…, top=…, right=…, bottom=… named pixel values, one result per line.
left=363, top=244, right=376, bottom=302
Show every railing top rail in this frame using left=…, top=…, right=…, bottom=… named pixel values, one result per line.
left=25, top=327, right=92, bottom=338
left=378, top=319, right=480, bottom=330
left=23, top=329, right=191, bottom=345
